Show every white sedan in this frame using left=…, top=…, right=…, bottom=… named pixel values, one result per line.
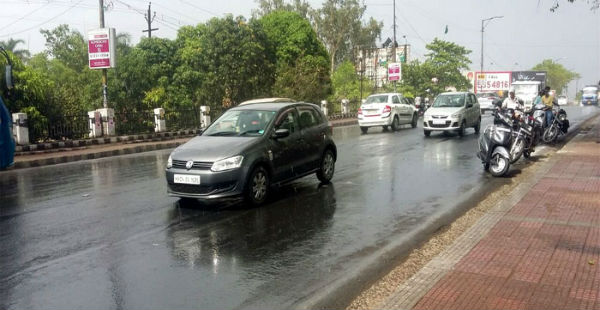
left=358, top=93, right=418, bottom=134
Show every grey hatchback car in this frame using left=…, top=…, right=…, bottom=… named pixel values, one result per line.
left=165, top=101, right=337, bottom=205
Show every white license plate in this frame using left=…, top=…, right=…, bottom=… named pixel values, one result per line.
left=364, top=110, right=378, bottom=116
left=432, top=119, right=447, bottom=124
left=174, top=174, right=201, bottom=185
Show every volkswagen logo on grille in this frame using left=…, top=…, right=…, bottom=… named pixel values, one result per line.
left=185, top=161, right=194, bottom=170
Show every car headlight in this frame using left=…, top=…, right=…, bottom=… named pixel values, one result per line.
left=167, top=155, right=172, bottom=169
left=211, top=155, right=244, bottom=172
left=451, top=112, right=461, bottom=118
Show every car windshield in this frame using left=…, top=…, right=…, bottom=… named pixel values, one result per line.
left=583, top=87, right=597, bottom=95
left=432, top=94, right=465, bottom=108
left=202, top=109, right=276, bottom=137
left=365, top=95, right=389, bottom=104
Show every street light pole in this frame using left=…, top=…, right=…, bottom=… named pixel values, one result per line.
left=480, top=16, right=503, bottom=73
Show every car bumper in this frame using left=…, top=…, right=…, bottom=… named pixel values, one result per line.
left=423, top=119, right=461, bottom=131
left=358, top=115, right=392, bottom=127
left=165, top=167, right=246, bottom=200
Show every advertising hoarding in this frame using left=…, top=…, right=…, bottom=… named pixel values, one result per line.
left=475, top=71, right=511, bottom=93
left=88, top=28, right=116, bottom=69
left=388, top=62, right=401, bottom=81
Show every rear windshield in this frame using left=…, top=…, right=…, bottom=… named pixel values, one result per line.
left=365, top=95, right=389, bottom=104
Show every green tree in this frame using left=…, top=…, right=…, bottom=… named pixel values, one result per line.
left=40, top=25, right=88, bottom=71
left=258, top=10, right=331, bottom=102
left=252, top=0, right=312, bottom=19
left=329, top=60, right=360, bottom=103
left=422, top=38, right=472, bottom=94
left=176, top=15, right=276, bottom=112
left=0, top=38, right=30, bottom=59
left=311, top=0, right=382, bottom=74
left=532, top=60, right=580, bottom=95
left=273, top=55, right=331, bottom=104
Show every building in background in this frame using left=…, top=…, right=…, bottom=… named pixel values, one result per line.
left=356, top=45, right=411, bottom=88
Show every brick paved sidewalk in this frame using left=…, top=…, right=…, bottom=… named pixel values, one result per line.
left=385, top=119, right=600, bottom=310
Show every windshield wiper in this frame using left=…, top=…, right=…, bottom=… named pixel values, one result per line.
left=207, top=131, right=237, bottom=136
left=239, top=130, right=262, bottom=136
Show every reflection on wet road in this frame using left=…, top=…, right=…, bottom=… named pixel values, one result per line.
left=0, top=106, right=596, bottom=309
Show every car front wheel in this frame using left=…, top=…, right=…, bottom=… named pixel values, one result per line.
left=317, top=149, right=335, bottom=183
left=457, top=121, right=466, bottom=137
left=245, top=166, right=269, bottom=206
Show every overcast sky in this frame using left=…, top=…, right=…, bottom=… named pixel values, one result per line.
left=0, top=0, right=598, bottom=97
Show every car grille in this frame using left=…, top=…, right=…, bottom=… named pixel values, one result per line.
left=431, top=115, right=448, bottom=119
left=428, top=121, right=451, bottom=128
left=172, top=160, right=213, bottom=170
left=168, top=181, right=237, bottom=195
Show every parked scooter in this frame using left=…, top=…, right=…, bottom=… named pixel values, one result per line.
left=507, top=107, right=538, bottom=163
left=478, top=105, right=514, bottom=177
left=542, top=105, right=569, bottom=143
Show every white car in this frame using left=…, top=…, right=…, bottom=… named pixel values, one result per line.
left=423, top=92, right=481, bottom=137
left=557, top=95, right=568, bottom=106
left=358, top=93, right=418, bottom=134
left=475, top=92, right=500, bottom=114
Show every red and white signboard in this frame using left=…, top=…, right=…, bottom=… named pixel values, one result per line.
left=88, top=28, right=116, bottom=69
left=475, top=71, right=511, bottom=93
left=388, top=62, right=401, bottom=81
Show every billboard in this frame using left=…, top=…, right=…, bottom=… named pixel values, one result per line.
left=475, top=71, right=511, bottom=93
left=88, top=28, right=117, bottom=69
left=511, top=71, right=547, bottom=85
left=388, top=62, right=401, bottom=81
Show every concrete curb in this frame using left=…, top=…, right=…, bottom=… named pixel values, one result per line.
left=14, top=129, right=200, bottom=154
left=11, top=141, right=186, bottom=170
left=293, top=111, right=600, bottom=310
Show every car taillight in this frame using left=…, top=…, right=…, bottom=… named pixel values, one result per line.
left=383, top=105, right=391, bottom=114
left=358, top=107, right=362, bottom=115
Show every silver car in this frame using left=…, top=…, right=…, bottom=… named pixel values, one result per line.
left=423, top=92, right=482, bottom=137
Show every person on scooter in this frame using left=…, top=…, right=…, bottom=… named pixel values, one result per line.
left=541, top=86, right=555, bottom=128
left=502, top=89, right=523, bottom=111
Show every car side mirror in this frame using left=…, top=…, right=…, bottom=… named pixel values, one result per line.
left=272, top=128, right=290, bottom=139
left=5, top=65, right=13, bottom=89
left=467, top=103, right=473, bottom=108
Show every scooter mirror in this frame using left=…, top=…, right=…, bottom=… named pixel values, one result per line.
left=5, top=65, right=13, bottom=89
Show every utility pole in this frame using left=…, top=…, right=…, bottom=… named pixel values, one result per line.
left=403, top=35, right=407, bottom=64
left=99, top=0, right=108, bottom=109
left=392, top=0, right=397, bottom=62
left=480, top=16, right=503, bottom=73
left=142, top=2, right=159, bottom=38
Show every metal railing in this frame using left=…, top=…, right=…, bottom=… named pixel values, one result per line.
left=114, top=110, right=155, bottom=135
left=25, top=103, right=359, bottom=143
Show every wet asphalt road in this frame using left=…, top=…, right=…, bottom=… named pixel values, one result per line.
left=1, top=106, right=597, bottom=310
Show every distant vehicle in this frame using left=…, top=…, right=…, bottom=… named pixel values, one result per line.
left=557, top=95, right=568, bottom=106
left=423, top=92, right=481, bottom=137
left=511, top=81, right=542, bottom=111
left=581, top=85, right=599, bottom=106
left=475, top=92, right=500, bottom=113
left=357, top=93, right=418, bottom=134
left=165, top=101, right=337, bottom=206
